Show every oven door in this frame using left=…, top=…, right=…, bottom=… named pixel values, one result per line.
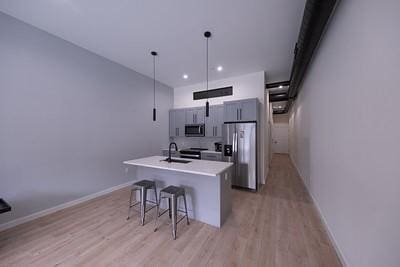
left=185, top=124, right=205, bottom=137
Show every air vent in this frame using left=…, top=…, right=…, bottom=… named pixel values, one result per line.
left=193, top=86, right=233, bottom=100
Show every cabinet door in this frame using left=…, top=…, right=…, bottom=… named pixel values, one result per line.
left=185, top=108, right=195, bottom=124
left=239, top=99, right=258, bottom=121
left=195, top=107, right=205, bottom=124
left=175, top=109, right=186, bottom=136
left=205, top=106, right=215, bottom=137
left=169, top=110, right=176, bottom=137
left=223, top=102, right=240, bottom=122
left=214, top=105, right=224, bottom=137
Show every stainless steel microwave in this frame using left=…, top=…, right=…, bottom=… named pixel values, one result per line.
left=185, top=124, right=205, bottom=137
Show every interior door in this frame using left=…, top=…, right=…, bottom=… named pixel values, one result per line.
left=272, top=124, right=289, bottom=154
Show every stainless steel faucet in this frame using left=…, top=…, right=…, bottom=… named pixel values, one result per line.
left=168, top=142, right=178, bottom=162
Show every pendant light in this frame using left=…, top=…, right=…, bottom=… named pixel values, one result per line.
left=204, top=31, right=211, bottom=117
left=151, top=51, right=157, bottom=121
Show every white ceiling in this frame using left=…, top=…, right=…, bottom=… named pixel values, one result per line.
left=0, top=0, right=305, bottom=88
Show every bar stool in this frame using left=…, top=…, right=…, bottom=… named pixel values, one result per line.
left=127, top=179, right=158, bottom=225
left=154, top=185, right=189, bottom=240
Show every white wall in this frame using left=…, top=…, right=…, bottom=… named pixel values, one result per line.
left=0, top=13, right=173, bottom=226
left=174, top=71, right=270, bottom=184
left=289, top=1, right=400, bottom=266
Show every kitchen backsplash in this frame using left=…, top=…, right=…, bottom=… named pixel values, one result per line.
left=169, top=137, right=223, bottom=151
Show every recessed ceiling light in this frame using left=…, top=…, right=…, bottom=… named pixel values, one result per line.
left=183, top=74, right=188, bottom=79
left=279, top=85, right=283, bottom=89
left=278, top=106, right=282, bottom=108
left=217, top=66, right=223, bottom=72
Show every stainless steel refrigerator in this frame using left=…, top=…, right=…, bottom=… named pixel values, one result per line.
left=222, top=122, right=257, bottom=191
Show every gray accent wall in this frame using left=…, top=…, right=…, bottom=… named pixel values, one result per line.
left=0, top=12, right=173, bottom=225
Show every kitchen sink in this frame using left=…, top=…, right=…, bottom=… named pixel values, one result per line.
left=162, top=158, right=191, bottom=164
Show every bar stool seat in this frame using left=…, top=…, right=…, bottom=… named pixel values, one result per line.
left=159, top=185, right=185, bottom=197
left=154, top=185, right=189, bottom=240
left=127, top=179, right=158, bottom=226
left=133, top=180, right=156, bottom=188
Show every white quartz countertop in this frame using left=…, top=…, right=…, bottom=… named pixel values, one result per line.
left=123, top=156, right=233, bottom=176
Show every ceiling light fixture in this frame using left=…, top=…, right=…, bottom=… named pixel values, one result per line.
left=217, top=65, right=223, bottom=72
left=151, top=51, right=157, bottom=121
left=204, top=31, right=211, bottom=117
left=183, top=74, right=188, bottom=79
left=279, top=85, right=283, bottom=89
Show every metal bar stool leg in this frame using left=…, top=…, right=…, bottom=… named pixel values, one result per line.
left=140, top=187, right=147, bottom=226
left=183, top=193, right=190, bottom=225
left=127, top=188, right=135, bottom=220
left=153, top=185, right=158, bottom=216
left=171, top=195, right=178, bottom=240
left=154, top=191, right=162, bottom=232
left=168, top=198, right=172, bottom=219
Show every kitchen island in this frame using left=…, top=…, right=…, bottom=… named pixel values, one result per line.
left=123, top=156, right=233, bottom=228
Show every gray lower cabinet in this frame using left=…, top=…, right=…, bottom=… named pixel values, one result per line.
left=169, top=109, right=186, bottom=137
left=223, top=98, right=258, bottom=122
left=205, top=105, right=224, bottom=137
left=201, top=151, right=222, bottom=161
left=186, top=107, right=205, bottom=124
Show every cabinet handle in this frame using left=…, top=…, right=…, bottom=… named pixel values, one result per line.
left=215, top=126, right=218, bottom=136
left=236, top=109, right=239, bottom=120
left=240, top=109, right=242, bottom=120
left=213, top=126, right=215, bottom=136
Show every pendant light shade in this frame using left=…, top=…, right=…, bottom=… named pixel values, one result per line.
left=151, top=51, right=157, bottom=121
left=204, top=31, right=211, bottom=117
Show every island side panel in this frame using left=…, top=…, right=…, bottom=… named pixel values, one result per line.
left=219, top=167, right=233, bottom=227
left=131, top=165, right=223, bottom=228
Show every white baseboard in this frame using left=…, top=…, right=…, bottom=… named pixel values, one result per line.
left=289, top=155, right=348, bottom=267
left=0, top=181, right=133, bottom=232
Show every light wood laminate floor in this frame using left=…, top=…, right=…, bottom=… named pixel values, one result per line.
left=0, top=154, right=342, bottom=266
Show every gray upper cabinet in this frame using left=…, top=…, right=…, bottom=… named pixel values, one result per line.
left=223, top=98, right=258, bottom=122
left=239, top=98, right=258, bottom=121
left=223, top=101, right=240, bottom=122
left=185, top=107, right=205, bottom=124
left=169, top=109, right=186, bottom=137
left=205, top=105, right=223, bottom=137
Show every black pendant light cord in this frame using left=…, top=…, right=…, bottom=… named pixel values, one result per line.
left=204, top=31, right=211, bottom=117
left=153, top=54, right=156, bottom=108
left=151, top=51, right=157, bottom=121
left=206, top=35, right=209, bottom=96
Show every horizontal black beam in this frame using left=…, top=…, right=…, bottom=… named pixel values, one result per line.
left=265, top=80, right=290, bottom=89
left=273, top=110, right=287, bottom=115
left=269, top=93, right=289, bottom=102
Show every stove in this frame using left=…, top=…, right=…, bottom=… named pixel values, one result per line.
left=179, top=147, right=208, bottom=160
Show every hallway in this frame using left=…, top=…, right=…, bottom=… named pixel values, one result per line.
left=0, top=154, right=341, bottom=266
left=262, top=154, right=341, bottom=266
